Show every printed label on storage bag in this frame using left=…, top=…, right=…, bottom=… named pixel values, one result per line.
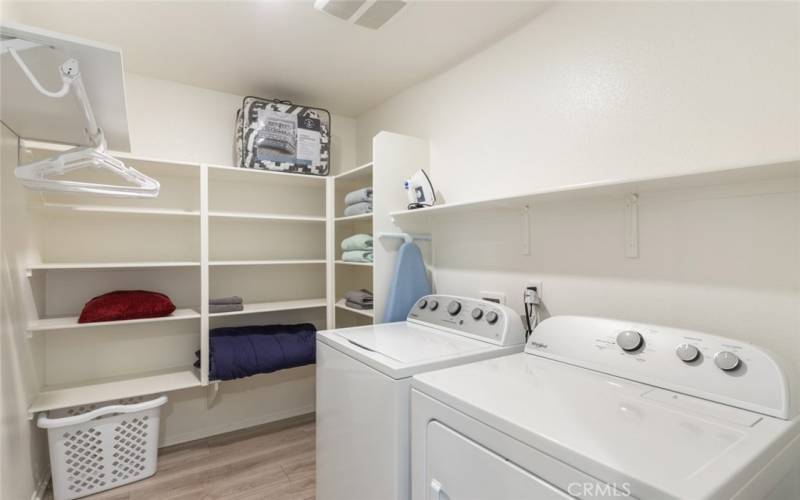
left=296, top=115, right=322, bottom=166
left=256, top=109, right=297, bottom=164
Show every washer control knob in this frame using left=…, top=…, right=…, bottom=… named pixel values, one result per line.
left=675, top=344, right=700, bottom=362
left=447, top=301, right=462, bottom=316
left=429, top=300, right=439, bottom=311
left=485, top=311, right=499, bottom=325
left=616, top=330, right=643, bottom=352
left=471, top=308, right=483, bottom=320
left=417, top=298, right=428, bottom=309
left=714, top=351, right=741, bottom=371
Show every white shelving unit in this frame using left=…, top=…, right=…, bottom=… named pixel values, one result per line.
left=335, top=299, right=374, bottom=319
left=18, top=140, right=330, bottom=416
left=332, top=163, right=375, bottom=328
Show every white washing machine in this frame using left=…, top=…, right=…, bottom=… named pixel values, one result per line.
left=316, top=294, right=527, bottom=500
left=411, top=316, right=800, bottom=500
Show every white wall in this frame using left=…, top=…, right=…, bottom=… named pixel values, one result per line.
left=1, top=123, right=49, bottom=500
left=124, top=73, right=357, bottom=174
left=357, top=2, right=800, bottom=362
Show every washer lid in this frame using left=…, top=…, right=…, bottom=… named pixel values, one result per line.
left=317, top=322, right=511, bottom=379
left=412, top=353, right=798, bottom=500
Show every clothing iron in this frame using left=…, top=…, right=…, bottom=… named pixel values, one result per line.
left=404, top=169, right=436, bottom=209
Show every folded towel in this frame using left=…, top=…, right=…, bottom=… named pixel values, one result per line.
left=345, top=289, right=373, bottom=305
left=210, top=296, right=243, bottom=305
left=344, top=202, right=372, bottom=217
left=210, top=303, right=244, bottom=314
left=383, top=242, right=431, bottom=322
left=342, top=250, right=373, bottom=263
left=346, top=300, right=373, bottom=310
left=341, top=234, right=373, bottom=251
left=344, top=187, right=373, bottom=206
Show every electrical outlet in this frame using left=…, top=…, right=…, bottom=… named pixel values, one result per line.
left=525, top=281, right=542, bottom=304
left=480, top=291, right=506, bottom=305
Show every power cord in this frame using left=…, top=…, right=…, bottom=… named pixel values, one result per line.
left=523, top=286, right=540, bottom=339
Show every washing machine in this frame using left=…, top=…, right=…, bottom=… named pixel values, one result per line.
left=316, top=294, right=527, bottom=500
left=411, top=315, right=800, bottom=500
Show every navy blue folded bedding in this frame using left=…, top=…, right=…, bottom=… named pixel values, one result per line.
left=206, top=323, right=317, bottom=381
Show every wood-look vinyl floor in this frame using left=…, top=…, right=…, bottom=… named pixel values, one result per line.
left=44, top=414, right=316, bottom=500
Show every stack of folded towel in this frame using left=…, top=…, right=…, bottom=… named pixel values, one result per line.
left=344, top=289, right=373, bottom=310
left=344, top=187, right=372, bottom=217
left=210, top=296, right=243, bottom=314
left=341, top=233, right=373, bottom=263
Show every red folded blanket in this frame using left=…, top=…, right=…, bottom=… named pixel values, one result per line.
left=78, top=290, right=176, bottom=323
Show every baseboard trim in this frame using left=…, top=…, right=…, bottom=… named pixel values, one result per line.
left=159, top=405, right=315, bottom=447
left=30, top=469, right=50, bottom=500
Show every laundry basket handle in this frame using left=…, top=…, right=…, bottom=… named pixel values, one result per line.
left=37, top=395, right=168, bottom=429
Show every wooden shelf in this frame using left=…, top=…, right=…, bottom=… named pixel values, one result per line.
left=335, top=299, right=374, bottom=318
left=29, top=367, right=201, bottom=415
left=39, top=202, right=200, bottom=218
left=335, top=213, right=373, bottom=224
left=210, top=259, right=326, bottom=267
left=29, top=261, right=200, bottom=271
left=391, top=159, right=800, bottom=220
left=335, top=260, right=373, bottom=267
left=207, top=164, right=326, bottom=188
left=335, top=162, right=373, bottom=181
left=209, top=211, right=325, bottom=223
left=209, top=298, right=327, bottom=317
left=28, top=308, right=200, bottom=332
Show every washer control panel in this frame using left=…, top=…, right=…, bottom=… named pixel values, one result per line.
left=408, top=295, right=525, bottom=346
left=525, top=316, right=796, bottom=419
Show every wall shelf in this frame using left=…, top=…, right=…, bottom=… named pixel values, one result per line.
left=209, top=259, right=326, bottom=267
left=207, top=164, right=327, bottom=188
left=28, top=308, right=201, bottom=332
left=28, top=367, right=201, bottom=416
left=38, top=202, right=200, bottom=218
left=28, top=261, right=201, bottom=271
left=209, top=211, right=325, bottom=223
left=390, top=159, right=800, bottom=221
left=209, top=298, right=326, bottom=317
left=335, top=260, right=373, bottom=267
left=335, top=299, right=374, bottom=318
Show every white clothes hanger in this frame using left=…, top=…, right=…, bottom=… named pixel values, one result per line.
left=7, top=43, right=160, bottom=198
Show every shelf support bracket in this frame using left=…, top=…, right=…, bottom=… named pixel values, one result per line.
left=625, top=194, right=639, bottom=259
left=521, top=205, right=531, bottom=255
left=206, top=381, right=220, bottom=409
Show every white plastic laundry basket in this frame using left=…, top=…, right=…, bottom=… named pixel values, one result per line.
left=38, top=395, right=167, bottom=500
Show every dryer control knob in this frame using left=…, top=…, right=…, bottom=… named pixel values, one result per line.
left=417, top=298, right=428, bottom=309
left=617, top=330, right=643, bottom=352
left=676, top=344, right=700, bottom=362
left=714, top=351, right=741, bottom=371
left=447, top=301, right=461, bottom=316
left=471, top=308, right=483, bottom=320
left=429, top=300, right=439, bottom=311
left=485, top=311, right=499, bottom=325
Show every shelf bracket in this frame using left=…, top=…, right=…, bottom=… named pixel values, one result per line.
left=206, top=381, right=220, bottom=409
left=521, top=205, right=531, bottom=256
left=625, top=194, right=639, bottom=259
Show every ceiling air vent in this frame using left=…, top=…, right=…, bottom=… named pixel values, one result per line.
left=314, top=0, right=407, bottom=30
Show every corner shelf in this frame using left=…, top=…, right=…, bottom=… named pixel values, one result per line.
left=335, top=162, right=373, bottom=181
left=335, top=213, right=373, bottom=224
left=207, top=164, right=327, bottom=188
left=335, top=260, right=373, bottom=267
left=28, top=308, right=201, bottom=333
left=209, top=298, right=327, bottom=317
left=28, top=367, right=202, bottom=416
left=335, top=299, right=374, bottom=319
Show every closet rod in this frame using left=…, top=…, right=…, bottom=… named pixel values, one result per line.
left=378, top=232, right=432, bottom=243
